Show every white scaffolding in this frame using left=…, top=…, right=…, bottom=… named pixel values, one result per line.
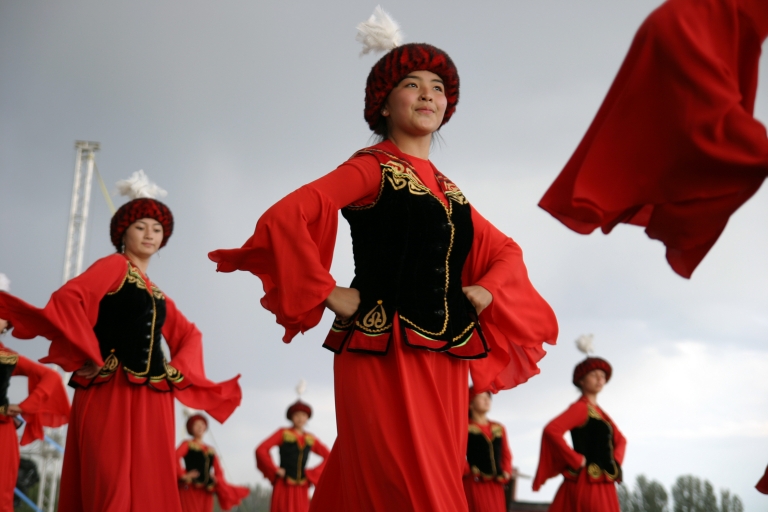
left=20, top=141, right=100, bottom=512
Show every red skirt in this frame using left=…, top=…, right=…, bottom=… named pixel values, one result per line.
left=271, top=479, right=309, bottom=512
left=179, top=486, right=213, bottom=512
left=463, top=477, right=506, bottom=512
left=0, top=419, right=19, bottom=512
left=310, top=321, right=470, bottom=512
left=59, top=368, right=182, bottom=512
left=549, top=471, right=619, bottom=512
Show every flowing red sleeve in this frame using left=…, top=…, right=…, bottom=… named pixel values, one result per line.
left=208, top=155, right=381, bottom=342
left=13, top=355, right=70, bottom=446
left=162, top=297, right=242, bottom=423
left=176, top=440, right=190, bottom=479
left=304, top=435, right=331, bottom=486
left=464, top=207, right=558, bottom=392
left=212, top=451, right=250, bottom=511
left=532, top=400, right=588, bottom=491
left=757, top=465, right=768, bottom=494
left=539, top=0, right=768, bottom=278
left=256, top=428, right=285, bottom=483
left=0, top=254, right=127, bottom=370
left=500, top=425, right=513, bottom=476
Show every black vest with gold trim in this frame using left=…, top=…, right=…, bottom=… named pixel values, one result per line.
left=0, top=348, right=18, bottom=412
left=69, top=260, right=185, bottom=391
left=569, top=404, right=622, bottom=483
left=279, top=430, right=314, bottom=484
left=467, top=422, right=505, bottom=481
left=184, top=441, right=216, bottom=491
left=322, top=148, right=488, bottom=359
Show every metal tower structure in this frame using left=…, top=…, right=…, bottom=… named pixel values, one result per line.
left=19, top=141, right=100, bottom=512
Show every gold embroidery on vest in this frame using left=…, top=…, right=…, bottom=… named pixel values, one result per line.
left=361, top=300, right=388, bottom=330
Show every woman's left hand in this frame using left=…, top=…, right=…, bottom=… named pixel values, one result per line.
left=4, top=404, right=22, bottom=417
left=75, top=360, right=103, bottom=379
left=462, top=285, right=492, bottom=315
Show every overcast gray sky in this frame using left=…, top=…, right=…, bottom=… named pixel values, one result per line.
left=2, top=0, right=767, bottom=509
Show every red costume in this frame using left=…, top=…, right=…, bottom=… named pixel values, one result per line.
left=539, top=0, right=768, bottom=278
left=177, top=439, right=250, bottom=512
left=463, top=420, right=512, bottom=512
left=256, top=428, right=330, bottom=512
left=0, top=254, right=242, bottom=512
left=533, top=397, right=626, bottom=512
left=210, top=140, right=558, bottom=511
left=757, top=465, right=768, bottom=494
left=0, top=344, right=69, bottom=512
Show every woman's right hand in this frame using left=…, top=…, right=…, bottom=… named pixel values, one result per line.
left=324, top=287, right=360, bottom=321
left=275, top=468, right=286, bottom=478
left=0, top=318, right=8, bottom=333
left=75, top=360, right=103, bottom=379
left=184, top=470, right=200, bottom=483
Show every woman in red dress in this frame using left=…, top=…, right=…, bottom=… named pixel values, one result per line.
left=463, top=387, right=512, bottom=512
left=256, top=400, right=330, bottom=512
left=533, top=356, right=626, bottom=512
left=539, top=0, right=768, bottom=278
left=0, top=336, right=70, bottom=512
left=209, top=8, right=558, bottom=511
left=177, top=413, right=250, bottom=512
left=0, top=176, right=242, bottom=512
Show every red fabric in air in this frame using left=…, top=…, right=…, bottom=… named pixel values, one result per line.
left=756, top=464, right=768, bottom=494
left=463, top=420, right=512, bottom=512
left=539, top=0, right=768, bottom=278
left=210, top=140, right=557, bottom=512
left=176, top=440, right=250, bottom=512
left=533, top=397, right=626, bottom=511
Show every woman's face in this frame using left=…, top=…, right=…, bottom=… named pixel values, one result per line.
left=382, top=69, right=447, bottom=139
left=470, top=392, right=492, bottom=415
left=123, top=218, right=163, bottom=258
left=580, top=369, right=607, bottom=395
left=191, top=419, right=207, bottom=438
left=291, top=411, right=309, bottom=430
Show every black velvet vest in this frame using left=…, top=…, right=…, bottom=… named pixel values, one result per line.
left=70, top=261, right=184, bottom=390
left=467, top=423, right=504, bottom=479
left=184, top=442, right=216, bottom=491
left=323, top=148, right=488, bottom=359
left=279, top=430, right=314, bottom=483
left=0, top=349, right=18, bottom=410
left=570, top=405, right=622, bottom=482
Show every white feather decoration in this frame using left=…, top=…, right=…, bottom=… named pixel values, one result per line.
left=115, top=170, right=168, bottom=200
left=296, top=379, right=307, bottom=397
left=0, top=274, right=9, bottom=293
left=356, top=6, right=403, bottom=55
left=575, top=334, right=594, bottom=355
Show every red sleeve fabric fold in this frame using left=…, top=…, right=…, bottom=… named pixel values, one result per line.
left=0, top=254, right=127, bottom=371
left=255, top=428, right=285, bottom=483
left=208, top=156, right=382, bottom=342
left=500, top=425, right=513, bottom=476
left=212, top=451, right=250, bottom=511
left=13, top=355, right=70, bottom=446
left=162, top=297, right=242, bottom=423
left=464, top=207, right=558, bottom=392
left=532, top=400, right=588, bottom=491
left=304, top=435, right=331, bottom=486
left=539, top=0, right=768, bottom=278
left=176, top=440, right=190, bottom=479
left=757, top=465, right=768, bottom=494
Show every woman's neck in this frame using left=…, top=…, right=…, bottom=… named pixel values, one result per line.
left=193, top=435, right=204, bottom=443
left=124, top=251, right=151, bottom=276
left=470, top=412, right=489, bottom=425
left=292, top=426, right=304, bottom=435
left=582, top=392, right=598, bottom=406
left=388, top=133, right=431, bottom=160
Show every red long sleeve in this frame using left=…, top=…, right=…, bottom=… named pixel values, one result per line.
left=255, top=428, right=285, bottom=483
left=532, top=400, right=589, bottom=491
left=539, top=0, right=768, bottom=278
left=304, top=435, right=331, bottom=486
left=212, top=449, right=250, bottom=511
left=13, top=355, right=70, bottom=446
left=176, top=440, right=190, bottom=479
left=499, top=425, right=513, bottom=476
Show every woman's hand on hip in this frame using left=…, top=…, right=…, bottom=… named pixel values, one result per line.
left=75, top=360, right=103, bottom=379
left=324, top=286, right=360, bottom=321
left=462, top=285, right=493, bottom=315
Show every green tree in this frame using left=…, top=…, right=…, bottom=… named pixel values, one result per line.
left=618, top=483, right=634, bottom=512
left=673, top=475, right=706, bottom=512
left=212, top=484, right=271, bottom=512
left=719, top=490, right=744, bottom=512
left=619, top=475, right=668, bottom=512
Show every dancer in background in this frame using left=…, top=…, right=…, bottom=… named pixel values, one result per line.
left=533, top=336, right=626, bottom=512
left=464, top=387, right=512, bottom=512
left=177, top=413, right=250, bottom=512
left=256, top=399, right=330, bottom=512
left=210, top=8, right=557, bottom=511
left=539, top=0, right=768, bottom=278
left=0, top=172, right=242, bottom=512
